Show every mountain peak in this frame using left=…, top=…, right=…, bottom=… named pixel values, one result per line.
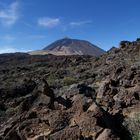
left=63, top=36, right=71, bottom=40
left=40, top=38, right=105, bottom=56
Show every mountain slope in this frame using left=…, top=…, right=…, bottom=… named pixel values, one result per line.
left=0, top=38, right=140, bottom=140
left=30, top=38, right=105, bottom=56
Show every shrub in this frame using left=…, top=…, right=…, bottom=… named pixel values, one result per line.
left=61, top=76, right=78, bottom=86
left=123, top=112, right=140, bottom=140
left=47, top=74, right=56, bottom=84
left=6, top=106, right=19, bottom=116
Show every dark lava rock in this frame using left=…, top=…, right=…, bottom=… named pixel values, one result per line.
left=0, top=38, right=140, bottom=139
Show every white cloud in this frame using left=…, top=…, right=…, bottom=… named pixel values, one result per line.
left=38, top=17, right=60, bottom=28
left=70, top=20, right=92, bottom=27
left=0, top=46, right=31, bottom=54
left=0, top=1, right=19, bottom=26
left=61, top=20, right=92, bottom=31
left=0, top=46, right=17, bottom=54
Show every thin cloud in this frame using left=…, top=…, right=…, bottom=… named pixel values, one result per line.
left=70, top=20, right=92, bottom=27
left=61, top=20, right=92, bottom=31
left=38, top=17, right=60, bottom=28
left=0, top=1, right=19, bottom=26
left=0, top=46, right=31, bottom=54
left=0, top=46, right=17, bottom=54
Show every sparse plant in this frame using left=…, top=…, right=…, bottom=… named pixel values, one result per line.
left=123, top=112, right=140, bottom=140
left=61, top=76, right=78, bottom=86
left=47, top=73, right=59, bottom=85
left=6, top=106, right=19, bottom=116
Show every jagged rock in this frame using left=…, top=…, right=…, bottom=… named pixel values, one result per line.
left=96, top=80, right=110, bottom=99
left=4, top=131, right=21, bottom=140
left=87, top=102, right=99, bottom=112
left=119, top=41, right=131, bottom=48
left=48, top=126, right=81, bottom=140
left=47, top=111, right=70, bottom=132
left=0, top=38, right=140, bottom=140
left=96, top=129, right=120, bottom=140
left=77, top=84, right=95, bottom=98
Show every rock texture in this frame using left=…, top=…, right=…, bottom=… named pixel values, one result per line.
left=29, top=38, right=105, bottom=56
left=0, top=38, right=140, bottom=140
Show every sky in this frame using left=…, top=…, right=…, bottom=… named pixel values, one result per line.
left=0, top=0, right=140, bottom=53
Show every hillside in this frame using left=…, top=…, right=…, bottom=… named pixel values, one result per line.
left=0, top=38, right=140, bottom=140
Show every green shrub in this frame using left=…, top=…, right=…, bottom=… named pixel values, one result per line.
left=47, top=74, right=56, bottom=85
left=123, top=112, right=140, bottom=140
left=6, top=106, right=19, bottom=116
left=61, top=76, right=78, bottom=86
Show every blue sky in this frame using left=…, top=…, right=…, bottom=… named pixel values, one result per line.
left=0, top=0, right=140, bottom=53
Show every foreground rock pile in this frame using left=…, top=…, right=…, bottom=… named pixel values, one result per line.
left=0, top=38, right=140, bottom=140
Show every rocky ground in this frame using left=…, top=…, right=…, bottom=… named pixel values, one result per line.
left=0, top=39, right=140, bottom=140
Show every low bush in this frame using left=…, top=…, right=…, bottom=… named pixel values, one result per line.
left=61, top=76, right=78, bottom=86
left=123, top=112, right=140, bottom=140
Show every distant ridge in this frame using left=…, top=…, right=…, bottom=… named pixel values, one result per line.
left=29, top=38, right=105, bottom=56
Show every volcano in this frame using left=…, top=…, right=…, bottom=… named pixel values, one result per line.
left=29, top=38, right=105, bottom=56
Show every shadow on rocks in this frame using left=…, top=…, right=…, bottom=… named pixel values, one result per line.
left=96, top=108, right=132, bottom=140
